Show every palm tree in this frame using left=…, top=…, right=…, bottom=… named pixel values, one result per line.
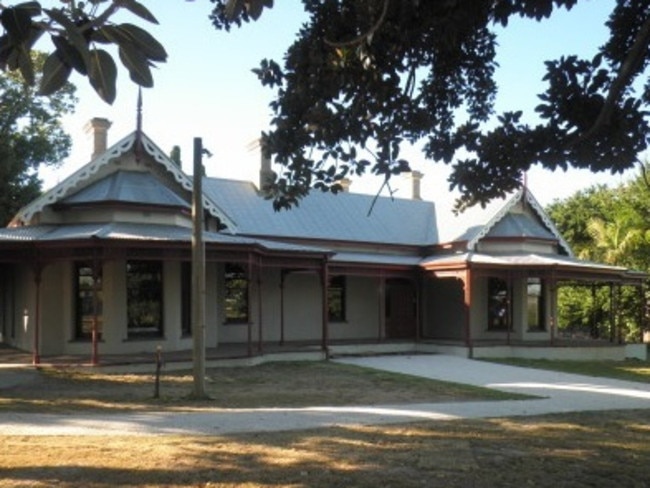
left=579, top=216, right=643, bottom=266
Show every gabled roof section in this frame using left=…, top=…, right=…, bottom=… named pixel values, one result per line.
left=10, top=132, right=237, bottom=231
left=61, top=170, right=190, bottom=209
left=202, top=177, right=438, bottom=246
left=486, top=213, right=556, bottom=240
left=437, top=188, right=573, bottom=257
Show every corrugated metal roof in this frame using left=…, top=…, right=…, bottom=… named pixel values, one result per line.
left=435, top=189, right=572, bottom=255
left=0, top=223, right=327, bottom=254
left=202, top=178, right=438, bottom=246
left=0, top=225, right=54, bottom=241
left=421, top=251, right=629, bottom=273
left=62, top=171, right=190, bottom=208
left=485, top=213, right=556, bottom=240
left=332, top=252, right=422, bottom=266
left=436, top=194, right=511, bottom=244
left=10, top=131, right=238, bottom=230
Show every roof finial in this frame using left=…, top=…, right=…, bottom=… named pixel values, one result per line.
left=137, top=87, right=143, bottom=134
left=135, top=87, right=143, bottom=162
left=522, top=170, right=528, bottom=194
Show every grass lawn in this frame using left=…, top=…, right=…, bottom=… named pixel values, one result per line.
left=2, top=410, right=649, bottom=487
left=488, top=357, right=650, bottom=383
left=2, top=359, right=650, bottom=487
left=0, top=361, right=526, bottom=413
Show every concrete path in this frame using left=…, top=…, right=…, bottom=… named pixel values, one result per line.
left=1, top=355, right=649, bottom=436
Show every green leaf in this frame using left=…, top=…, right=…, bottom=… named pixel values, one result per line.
left=119, top=0, right=159, bottom=24
left=90, top=27, right=111, bottom=44
left=224, top=0, right=245, bottom=20
left=88, top=49, right=117, bottom=104
left=247, top=0, right=264, bottom=20
left=93, top=24, right=167, bottom=63
left=39, top=51, right=72, bottom=96
left=51, top=35, right=87, bottom=75
left=43, top=8, right=91, bottom=70
left=117, top=24, right=167, bottom=62
left=118, top=44, right=153, bottom=87
left=16, top=45, right=34, bottom=84
left=0, top=35, right=13, bottom=69
left=12, top=2, right=41, bottom=17
left=0, top=6, right=33, bottom=43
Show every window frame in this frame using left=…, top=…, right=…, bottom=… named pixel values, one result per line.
left=328, top=275, right=347, bottom=323
left=526, top=277, right=546, bottom=331
left=224, top=263, right=249, bottom=324
left=126, top=260, right=164, bottom=338
left=487, top=277, right=510, bottom=331
left=74, top=262, right=103, bottom=340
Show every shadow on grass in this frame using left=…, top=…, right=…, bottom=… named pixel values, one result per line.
left=2, top=410, right=649, bottom=487
left=0, top=361, right=528, bottom=413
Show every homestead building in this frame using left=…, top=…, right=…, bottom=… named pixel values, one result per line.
left=0, top=119, right=645, bottom=364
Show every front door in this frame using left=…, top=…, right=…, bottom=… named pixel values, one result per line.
left=385, top=279, right=417, bottom=339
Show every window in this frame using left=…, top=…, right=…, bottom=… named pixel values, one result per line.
left=127, top=260, right=163, bottom=338
left=0, top=265, right=16, bottom=340
left=180, top=262, right=192, bottom=336
left=75, top=263, right=103, bottom=340
left=488, top=277, right=509, bottom=330
left=328, top=275, right=346, bottom=322
left=527, top=278, right=546, bottom=330
left=224, top=263, right=248, bottom=323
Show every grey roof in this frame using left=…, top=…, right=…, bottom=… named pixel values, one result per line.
left=0, top=223, right=326, bottom=254
left=421, top=251, right=630, bottom=274
left=435, top=188, right=573, bottom=256
left=61, top=170, right=190, bottom=209
left=203, top=178, right=438, bottom=246
left=331, top=252, right=422, bottom=266
left=436, top=195, right=507, bottom=244
left=485, top=213, right=556, bottom=240
left=11, top=131, right=237, bottom=229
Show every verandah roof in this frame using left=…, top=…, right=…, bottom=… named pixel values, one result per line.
left=420, top=251, right=647, bottom=284
left=0, top=223, right=329, bottom=256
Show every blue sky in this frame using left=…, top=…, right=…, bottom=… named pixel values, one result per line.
left=39, top=0, right=642, bottom=209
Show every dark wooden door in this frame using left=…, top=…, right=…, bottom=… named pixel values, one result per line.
left=385, top=279, right=417, bottom=339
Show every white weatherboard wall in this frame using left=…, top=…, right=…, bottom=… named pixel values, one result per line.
left=283, top=272, right=323, bottom=342
left=330, top=276, right=381, bottom=341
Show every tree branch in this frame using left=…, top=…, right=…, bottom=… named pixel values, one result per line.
left=324, top=0, right=390, bottom=49
left=576, top=16, right=650, bottom=144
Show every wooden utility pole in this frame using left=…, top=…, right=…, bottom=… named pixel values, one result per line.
left=191, top=137, right=207, bottom=398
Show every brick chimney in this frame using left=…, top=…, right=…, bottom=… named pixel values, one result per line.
left=410, top=170, right=423, bottom=200
left=338, top=178, right=352, bottom=192
left=85, top=117, right=112, bottom=159
left=259, top=142, right=274, bottom=193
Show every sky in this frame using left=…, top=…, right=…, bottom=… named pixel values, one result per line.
left=37, top=0, right=644, bottom=210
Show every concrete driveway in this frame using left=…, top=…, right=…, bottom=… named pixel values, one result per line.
left=337, top=354, right=650, bottom=417
left=1, top=354, right=649, bottom=436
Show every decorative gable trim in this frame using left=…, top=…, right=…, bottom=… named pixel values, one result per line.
left=522, top=189, right=573, bottom=257
left=10, top=132, right=238, bottom=232
left=138, top=135, right=238, bottom=231
left=11, top=133, right=135, bottom=226
left=467, top=188, right=573, bottom=257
